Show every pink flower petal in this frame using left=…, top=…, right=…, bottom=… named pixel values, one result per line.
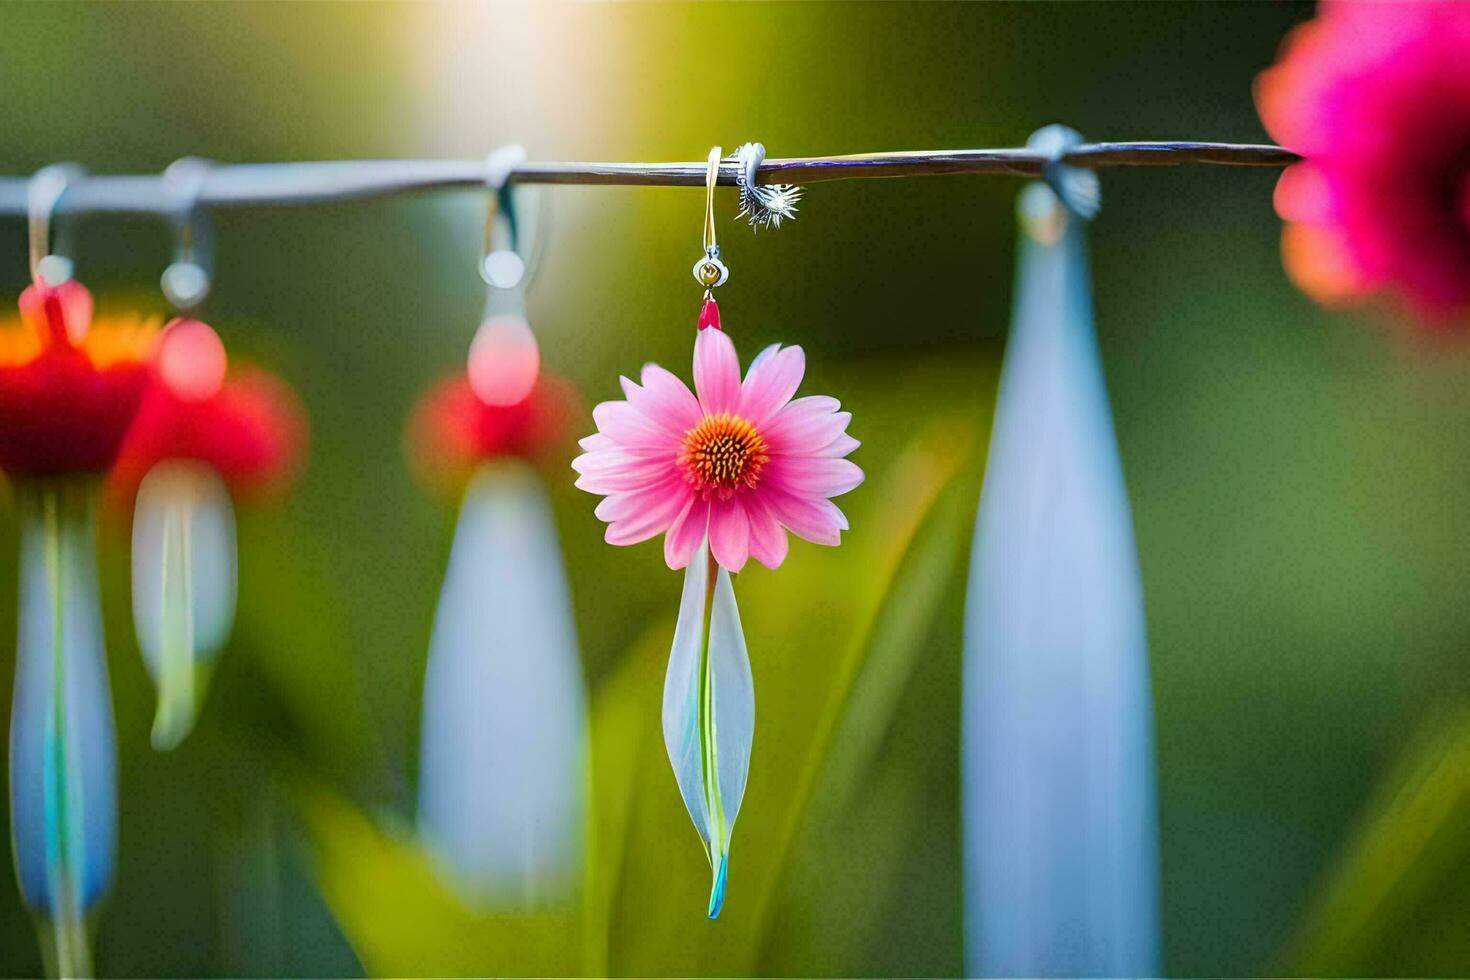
left=744, top=496, right=789, bottom=570
left=591, top=400, right=682, bottom=451
left=664, top=496, right=710, bottom=569
left=747, top=343, right=780, bottom=372
left=604, top=481, right=693, bottom=546
left=738, top=344, right=805, bottom=427
left=579, top=433, right=617, bottom=452
left=763, top=487, right=848, bottom=546
left=1273, top=163, right=1337, bottom=224
left=571, top=445, right=674, bottom=476
left=708, top=498, right=751, bottom=572
left=618, top=368, right=702, bottom=438
left=765, top=456, right=865, bottom=497
left=572, top=447, right=650, bottom=471
left=813, top=432, right=861, bottom=458
left=639, top=364, right=703, bottom=431
left=594, top=474, right=684, bottom=522
left=693, top=328, right=742, bottom=416
left=764, top=397, right=851, bottom=456
left=573, top=454, right=677, bottom=494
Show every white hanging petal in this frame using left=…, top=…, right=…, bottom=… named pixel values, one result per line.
left=962, top=181, right=1160, bottom=976
left=662, top=539, right=754, bottom=918
left=418, top=462, right=587, bottom=907
left=131, top=461, right=238, bottom=750
left=663, top=540, right=712, bottom=847
left=10, top=482, right=116, bottom=974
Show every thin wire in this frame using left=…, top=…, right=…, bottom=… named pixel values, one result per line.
left=0, top=142, right=1297, bottom=218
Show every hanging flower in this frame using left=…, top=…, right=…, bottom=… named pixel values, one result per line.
left=572, top=321, right=861, bottom=572
left=0, top=280, right=157, bottom=475
left=0, top=279, right=157, bottom=973
left=409, top=365, right=588, bottom=907
left=110, top=318, right=306, bottom=507
left=572, top=302, right=861, bottom=918
left=109, top=318, right=306, bottom=750
left=407, top=370, right=580, bottom=494
left=1257, top=1, right=1470, bottom=324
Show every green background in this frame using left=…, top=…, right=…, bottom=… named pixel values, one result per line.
left=3, top=2, right=1469, bottom=976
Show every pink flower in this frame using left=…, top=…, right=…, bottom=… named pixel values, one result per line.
left=573, top=327, right=861, bottom=572
left=1257, top=1, right=1470, bottom=325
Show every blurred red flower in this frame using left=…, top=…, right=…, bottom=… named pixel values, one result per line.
left=406, top=371, right=580, bottom=495
left=108, top=319, right=307, bottom=508
left=1258, top=1, right=1470, bottom=325
left=0, top=280, right=158, bottom=476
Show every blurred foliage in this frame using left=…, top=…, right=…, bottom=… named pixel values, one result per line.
left=1281, top=707, right=1470, bottom=976
left=3, top=2, right=1470, bottom=978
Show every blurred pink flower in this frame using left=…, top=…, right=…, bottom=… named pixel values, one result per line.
left=1257, top=1, right=1470, bottom=324
left=573, top=326, right=861, bottom=572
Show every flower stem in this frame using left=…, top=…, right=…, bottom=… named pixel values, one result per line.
left=40, top=485, right=92, bottom=980
left=698, top=557, right=728, bottom=918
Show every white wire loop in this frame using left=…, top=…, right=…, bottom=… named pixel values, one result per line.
left=481, top=145, right=531, bottom=289
left=161, top=157, right=216, bottom=311
left=27, top=163, right=85, bottom=286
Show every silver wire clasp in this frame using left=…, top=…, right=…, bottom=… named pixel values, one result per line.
left=481, top=144, right=530, bottom=290
left=692, top=146, right=729, bottom=292
left=732, top=142, right=801, bottom=230
left=160, top=157, right=215, bottom=311
left=28, top=163, right=85, bottom=286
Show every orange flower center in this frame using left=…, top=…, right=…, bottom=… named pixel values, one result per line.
left=0, top=315, right=158, bottom=370
left=679, top=412, right=769, bottom=498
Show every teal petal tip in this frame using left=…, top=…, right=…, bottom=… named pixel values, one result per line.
left=707, top=851, right=728, bottom=919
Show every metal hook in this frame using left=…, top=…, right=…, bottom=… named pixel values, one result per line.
left=732, top=142, right=801, bottom=231
left=481, top=145, right=530, bottom=290
left=703, top=146, right=721, bottom=256
left=161, top=157, right=215, bottom=311
left=28, top=164, right=85, bottom=286
left=692, top=146, right=728, bottom=292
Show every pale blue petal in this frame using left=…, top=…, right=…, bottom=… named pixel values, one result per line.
left=131, top=461, right=238, bottom=750
left=10, top=484, right=117, bottom=927
left=706, top=563, right=754, bottom=918
left=418, top=463, right=587, bottom=907
left=962, top=181, right=1160, bottom=976
left=661, top=540, right=712, bottom=852
left=661, top=540, right=754, bottom=918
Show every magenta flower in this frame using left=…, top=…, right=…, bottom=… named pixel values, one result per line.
left=573, top=326, right=861, bottom=572
left=1257, top=1, right=1470, bottom=324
